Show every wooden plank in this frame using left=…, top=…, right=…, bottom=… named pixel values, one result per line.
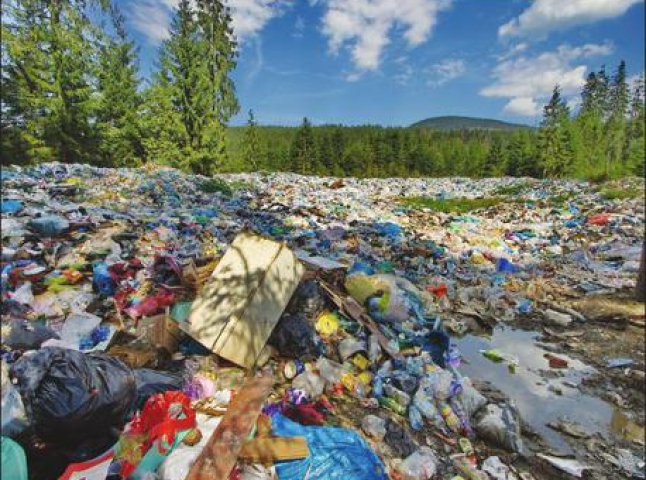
left=184, top=373, right=274, bottom=480
left=319, top=281, right=399, bottom=359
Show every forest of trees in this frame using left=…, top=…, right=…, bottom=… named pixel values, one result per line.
left=1, top=0, right=644, bottom=180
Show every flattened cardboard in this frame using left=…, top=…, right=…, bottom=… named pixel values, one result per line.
left=186, top=232, right=304, bottom=368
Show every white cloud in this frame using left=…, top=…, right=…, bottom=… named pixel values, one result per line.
left=426, top=58, right=465, bottom=86
left=499, top=0, right=642, bottom=39
left=129, top=0, right=283, bottom=45
left=130, top=1, right=172, bottom=44
left=321, top=0, right=453, bottom=74
left=503, top=97, right=540, bottom=116
left=293, top=15, right=305, bottom=38
left=481, top=42, right=613, bottom=117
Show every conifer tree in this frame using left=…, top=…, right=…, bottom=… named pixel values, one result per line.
left=95, top=5, right=142, bottom=167
left=243, top=109, right=261, bottom=170
left=538, top=86, right=574, bottom=177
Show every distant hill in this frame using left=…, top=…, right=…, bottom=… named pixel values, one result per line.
left=410, top=115, right=532, bottom=131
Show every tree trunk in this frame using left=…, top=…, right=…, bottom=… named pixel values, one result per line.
left=637, top=241, right=646, bottom=302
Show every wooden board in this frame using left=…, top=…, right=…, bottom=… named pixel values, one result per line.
left=186, top=232, right=304, bottom=368
left=184, top=373, right=274, bottom=480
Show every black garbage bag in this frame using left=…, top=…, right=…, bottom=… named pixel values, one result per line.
left=133, top=368, right=184, bottom=410
left=384, top=419, right=417, bottom=458
left=10, top=347, right=137, bottom=447
left=268, top=313, right=320, bottom=360
left=285, top=279, right=328, bottom=319
left=5, top=319, right=59, bottom=350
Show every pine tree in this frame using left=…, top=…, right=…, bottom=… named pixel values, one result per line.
left=195, top=0, right=239, bottom=169
left=2, top=0, right=103, bottom=163
left=289, top=117, right=316, bottom=174
left=483, top=137, right=506, bottom=177
left=95, top=4, right=142, bottom=167
left=623, top=75, right=645, bottom=175
left=604, top=60, right=629, bottom=174
left=243, top=109, right=261, bottom=170
left=152, top=0, right=239, bottom=175
left=538, top=86, right=574, bottom=177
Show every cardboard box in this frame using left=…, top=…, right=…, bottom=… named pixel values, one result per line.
left=137, top=310, right=182, bottom=353
left=185, top=232, right=304, bottom=368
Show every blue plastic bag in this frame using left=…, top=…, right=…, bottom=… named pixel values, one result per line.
left=92, top=262, right=115, bottom=296
left=271, top=414, right=386, bottom=480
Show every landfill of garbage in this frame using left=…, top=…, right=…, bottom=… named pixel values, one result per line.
left=1, top=162, right=644, bottom=480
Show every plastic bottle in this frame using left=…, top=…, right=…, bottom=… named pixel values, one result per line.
left=408, top=404, right=424, bottom=431
left=378, top=396, right=407, bottom=416
left=439, top=401, right=461, bottom=434
left=384, top=384, right=411, bottom=406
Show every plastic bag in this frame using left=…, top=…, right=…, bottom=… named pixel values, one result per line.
left=10, top=347, right=137, bottom=447
left=271, top=413, right=386, bottom=480
left=396, top=447, right=438, bottom=480
left=292, top=371, right=325, bottom=399
left=474, top=403, right=524, bottom=454
left=134, top=369, right=184, bottom=410
left=5, top=318, right=59, bottom=350
left=1, top=361, right=28, bottom=437
left=117, top=391, right=196, bottom=480
left=28, top=215, right=69, bottom=236
left=158, top=414, right=222, bottom=480
left=268, top=313, right=320, bottom=360
left=1, top=436, right=28, bottom=480
left=361, top=415, right=386, bottom=441
left=458, top=377, right=487, bottom=418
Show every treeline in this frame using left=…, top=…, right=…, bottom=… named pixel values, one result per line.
left=1, top=0, right=644, bottom=179
left=227, top=64, right=644, bottom=179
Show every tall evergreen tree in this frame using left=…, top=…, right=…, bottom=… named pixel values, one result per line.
left=538, top=86, right=574, bottom=177
left=95, top=5, right=142, bottom=167
left=242, top=109, right=261, bottom=170
left=2, top=0, right=105, bottom=163
left=289, top=117, right=316, bottom=174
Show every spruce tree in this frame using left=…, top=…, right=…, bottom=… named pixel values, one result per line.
left=243, top=109, right=261, bottom=170
left=95, top=5, right=142, bottom=167
left=605, top=60, right=629, bottom=173
left=538, top=86, right=574, bottom=177
left=289, top=117, right=316, bottom=174
left=2, top=0, right=102, bottom=163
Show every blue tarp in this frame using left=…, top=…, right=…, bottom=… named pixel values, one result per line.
left=271, top=414, right=386, bottom=480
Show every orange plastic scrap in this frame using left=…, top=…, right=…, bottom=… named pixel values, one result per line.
left=184, top=373, right=274, bottom=480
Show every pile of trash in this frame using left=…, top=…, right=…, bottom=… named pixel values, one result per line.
left=1, top=163, right=644, bottom=480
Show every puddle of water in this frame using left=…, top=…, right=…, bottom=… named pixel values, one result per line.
left=455, top=326, right=616, bottom=452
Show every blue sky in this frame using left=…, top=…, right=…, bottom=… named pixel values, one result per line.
left=117, top=0, right=645, bottom=126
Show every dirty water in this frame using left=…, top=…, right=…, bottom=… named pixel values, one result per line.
left=455, top=326, right=636, bottom=453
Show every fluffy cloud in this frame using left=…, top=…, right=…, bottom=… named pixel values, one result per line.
left=499, top=0, right=642, bottom=39
left=426, top=58, right=465, bottom=87
left=503, top=97, right=540, bottom=116
left=481, top=42, right=613, bottom=117
left=129, top=0, right=282, bottom=45
left=321, top=0, right=453, bottom=73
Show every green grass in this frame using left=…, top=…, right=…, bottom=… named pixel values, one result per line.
left=400, top=196, right=504, bottom=213
left=494, top=182, right=532, bottom=196
left=599, top=186, right=642, bottom=200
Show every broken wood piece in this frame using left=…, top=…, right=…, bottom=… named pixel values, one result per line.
left=185, top=373, right=274, bottom=480
left=319, top=281, right=399, bottom=358
left=239, top=436, right=309, bottom=465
